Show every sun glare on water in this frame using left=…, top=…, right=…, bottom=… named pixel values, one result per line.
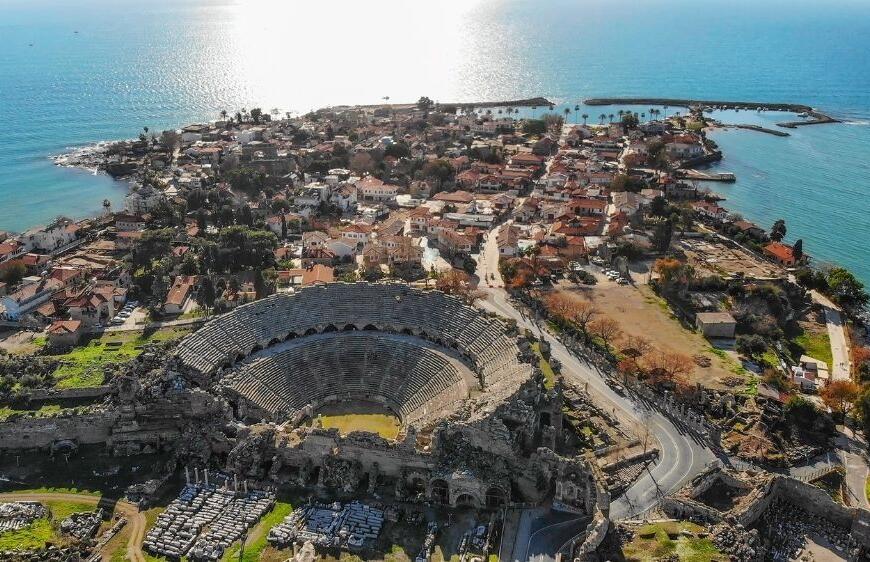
left=218, top=0, right=518, bottom=110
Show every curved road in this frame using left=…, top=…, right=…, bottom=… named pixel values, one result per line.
left=479, top=290, right=713, bottom=516
left=476, top=227, right=713, bottom=560
left=0, top=492, right=146, bottom=562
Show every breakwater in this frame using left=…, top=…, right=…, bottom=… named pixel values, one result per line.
left=584, top=97, right=815, bottom=112
left=731, top=124, right=790, bottom=137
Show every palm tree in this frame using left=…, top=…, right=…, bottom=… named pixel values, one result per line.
left=618, top=110, right=625, bottom=121
left=608, top=113, right=614, bottom=123
left=663, top=105, right=669, bottom=118
left=649, top=108, right=655, bottom=120
left=220, top=110, right=228, bottom=120
left=581, top=113, right=588, bottom=126
left=599, top=113, right=606, bottom=125
left=564, top=107, right=571, bottom=121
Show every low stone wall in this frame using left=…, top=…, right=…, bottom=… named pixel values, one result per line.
left=772, top=477, right=853, bottom=528
left=661, top=496, right=722, bottom=523
left=574, top=508, right=609, bottom=559
left=12, top=385, right=112, bottom=404
left=0, top=412, right=116, bottom=450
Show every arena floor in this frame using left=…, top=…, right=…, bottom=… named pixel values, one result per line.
left=311, top=401, right=402, bottom=440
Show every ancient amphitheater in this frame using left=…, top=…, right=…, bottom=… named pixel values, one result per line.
left=174, top=283, right=534, bottom=429
left=166, top=283, right=604, bottom=520
left=0, top=282, right=605, bottom=542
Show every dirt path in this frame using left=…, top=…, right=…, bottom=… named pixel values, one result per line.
left=0, top=492, right=146, bottom=562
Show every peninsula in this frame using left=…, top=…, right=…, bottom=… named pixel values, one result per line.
left=0, top=96, right=868, bottom=562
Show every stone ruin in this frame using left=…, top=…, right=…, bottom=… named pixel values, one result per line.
left=0, top=502, right=48, bottom=533
left=0, top=284, right=610, bottom=556
left=660, top=463, right=870, bottom=561
left=59, top=508, right=103, bottom=541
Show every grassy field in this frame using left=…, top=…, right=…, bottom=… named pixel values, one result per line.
left=531, top=342, right=556, bottom=390
left=318, top=413, right=401, bottom=440
left=221, top=501, right=293, bottom=562
left=0, top=404, right=65, bottom=421
left=622, top=521, right=727, bottom=562
left=49, top=327, right=191, bottom=388
left=0, top=499, right=95, bottom=551
left=793, top=330, right=833, bottom=368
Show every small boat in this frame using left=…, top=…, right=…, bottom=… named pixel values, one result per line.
left=797, top=112, right=809, bottom=118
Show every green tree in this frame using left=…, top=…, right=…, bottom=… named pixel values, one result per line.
left=621, top=113, right=639, bottom=129
left=180, top=253, right=198, bottom=275
left=856, top=388, right=870, bottom=441
left=736, top=334, right=767, bottom=359
left=793, top=239, right=803, bottom=261
left=197, top=276, right=216, bottom=314
left=649, top=196, right=669, bottom=217
left=651, top=220, right=673, bottom=252
left=770, top=219, right=787, bottom=242
left=784, top=395, right=819, bottom=428
left=522, top=120, right=548, bottom=135
left=250, top=107, right=263, bottom=124
left=0, top=262, right=27, bottom=285
left=826, top=267, right=869, bottom=311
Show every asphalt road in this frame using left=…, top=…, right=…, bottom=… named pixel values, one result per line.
left=475, top=237, right=714, bottom=559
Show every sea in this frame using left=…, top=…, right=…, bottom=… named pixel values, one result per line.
left=1, top=0, right=869, bottom=281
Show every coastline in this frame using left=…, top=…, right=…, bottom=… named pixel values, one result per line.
left=30, top=95, right=867, bottom=292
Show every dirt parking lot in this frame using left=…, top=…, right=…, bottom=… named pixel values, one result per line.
left=557, top=274, right=745, bottom=390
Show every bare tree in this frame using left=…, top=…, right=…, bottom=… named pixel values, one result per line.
left=589, top=317, right=621, bottom=353
left=645, top=350, right=694, bottom=386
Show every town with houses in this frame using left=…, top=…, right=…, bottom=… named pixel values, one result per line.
left=1, top=98, right=869, bottom=562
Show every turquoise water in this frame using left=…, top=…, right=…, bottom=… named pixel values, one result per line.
left=1, top=0, right=869, bottom=280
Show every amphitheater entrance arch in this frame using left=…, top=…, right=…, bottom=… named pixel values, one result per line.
left=430, top=479, right=449, bottom=505
left=406, top=475, right=426, bottom=498
left=304, top=328, right=318, bottom=336
left=401, top=328, right=413, bottom=336
left=323, top=324, right=338, bottom=333
left=455, top=493, right=478, bottom=508
left=362, top=324, right=378, bottom=331
left=485, top=487, right=507, bottom=509
left=343, top=324, right=358, bottom=331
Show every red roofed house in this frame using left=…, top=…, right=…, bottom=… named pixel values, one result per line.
left=433, top=190, right=475, bottom=204
left=763, top=242, right=801, bottom=267
left=276, top=264, right=335, bottom=288
left=163, top=275, right=199, bottom=315
left=47, top=319, right=84, bottom=348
